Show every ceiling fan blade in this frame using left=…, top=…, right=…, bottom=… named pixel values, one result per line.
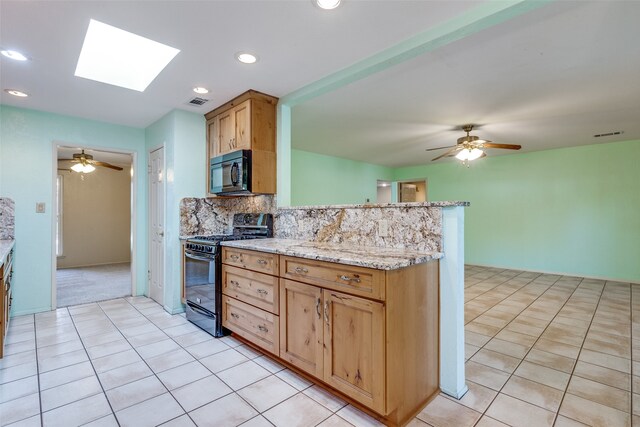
left=92, top=161, right=124, bottom=171
left=425, top=144, right=457, bottom=152
left=431, top=146, right=462, bottom=161
left=58, top=158, right=80, bottom=162
left=482, top=143, right=522, bottom=150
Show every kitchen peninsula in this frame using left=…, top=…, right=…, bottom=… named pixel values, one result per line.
left=180, top=198, right=469, bottom=426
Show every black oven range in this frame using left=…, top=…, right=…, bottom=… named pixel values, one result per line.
left=183, top=213, right=273, bottom=337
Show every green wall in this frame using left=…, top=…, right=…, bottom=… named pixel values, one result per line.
left=145, top=110, right=205, bottom=314
left=291, top=149, right=394, bottom=206
left=394, top=139, right=640, bottom=282
left=0, top=105, right=147, bottom=315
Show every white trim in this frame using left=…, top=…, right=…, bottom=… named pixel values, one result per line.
left=56, top=174, right=64, bottom=257
left=51, top=142, right=137, bottom=309
left=468, top=262, right=640, bottom=285
left=439, top=206, right=468, bottom=399
left=147, top=144, right=166, bottom=305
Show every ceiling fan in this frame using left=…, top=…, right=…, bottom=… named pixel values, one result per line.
left=426, top=124, right=521, bottom=163
left=58, top=149, right=124, bottom=173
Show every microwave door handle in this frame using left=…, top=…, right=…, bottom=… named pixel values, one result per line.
left=185, top=252, right=215, bottom=262
left=230, top=162, right=239, bottom=186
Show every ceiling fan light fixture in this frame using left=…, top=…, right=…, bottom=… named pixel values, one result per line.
left=71, top=163, right=96, bottom=173
left=316, top=0, right=341, bottom=9
left=455, top=148, right=483, bottom=161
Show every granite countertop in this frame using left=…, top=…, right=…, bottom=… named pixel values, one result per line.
left=277, top=201, right=469, bottom=210
left=220, top=238, right=443, bottom=270
left=0, top=239, right=15, bottom=266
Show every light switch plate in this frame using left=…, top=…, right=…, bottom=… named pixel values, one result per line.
left=378, top=219, right=389, bottom=237
left=36, top=202, right=46, bottom=213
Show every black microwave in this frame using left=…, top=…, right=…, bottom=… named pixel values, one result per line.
left=210, top=150, right=252, bottom=195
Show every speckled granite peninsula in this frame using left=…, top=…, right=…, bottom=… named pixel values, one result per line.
left=274, top=202, right=469, bottom=252
left=180, top=198, right=465, bottom=255
left=220, top=238, right=442, bottom=270
left=0, top=198, right=15, bottom=240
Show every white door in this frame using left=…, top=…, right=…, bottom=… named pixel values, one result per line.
left=149, top=147, right=165, bottom=305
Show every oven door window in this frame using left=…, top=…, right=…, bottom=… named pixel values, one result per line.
left=184, top=251, right=216, bottom=307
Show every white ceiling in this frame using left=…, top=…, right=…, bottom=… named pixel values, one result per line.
left=4, top=1, right=639, bottom=168
left=292, top=1, right=640, bottom=167
left=57, top=146, right=132, bottom=165
left=0, top=0, right=480, bottom=128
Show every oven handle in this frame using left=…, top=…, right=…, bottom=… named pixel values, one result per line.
left=186, top=301, right=216, bottom=318
left=185, top=251, right=216, bottom=262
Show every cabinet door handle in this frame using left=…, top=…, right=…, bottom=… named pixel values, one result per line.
left=256, top=259, right=268, bottom=265
left=257, top=289, right=268, bottom=295
left=295, top=266, right=309, bottom=274
left=316, top=298, right=321, bottom=319
left=324, top=300, right=330, bottom=325
left=230, top=312, right=239, bottom=319
left=229, top=254, right=240, bottom=260
left=339, top=274, right=361, bottom=283
left=258, top=325, right=268, bottom=333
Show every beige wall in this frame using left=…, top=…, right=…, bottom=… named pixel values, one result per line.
left=57, top=165, right=131, bottom=268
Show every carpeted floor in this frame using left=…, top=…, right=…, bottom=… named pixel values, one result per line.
left=56, top=262, right=132, bottom=307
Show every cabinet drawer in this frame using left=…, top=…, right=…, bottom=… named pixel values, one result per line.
left=280, top=256, right=385, bottom=300
left=222, top=265, right=279, bottom=314
left=222, top=295, right=279, bottom=356
left=222, top=247, right=278, bottom=275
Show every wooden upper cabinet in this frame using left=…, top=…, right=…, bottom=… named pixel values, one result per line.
left=205, top=90, right=278, bottom=195
left=323, top=289, right=386, bottom=414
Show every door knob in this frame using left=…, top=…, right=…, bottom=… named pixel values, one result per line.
left=159, top=231, right=164, bottom=237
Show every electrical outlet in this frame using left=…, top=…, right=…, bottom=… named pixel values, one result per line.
left=378, top=219, right=389, bottom=237
left=36, top=202, right=46, bottom=213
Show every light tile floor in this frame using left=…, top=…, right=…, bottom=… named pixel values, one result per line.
left=0, top=265, right=636, bottom=426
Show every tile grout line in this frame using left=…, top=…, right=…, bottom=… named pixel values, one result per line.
left=96, top=298, right=298, bottom=424
left=65, top=305, right=122, bottom=427
left=33, top=313, right=44, bottom=427
left=467, top=273, right=578, bottom=426
left=546, top=279, right=607, bottom=426
left=462, top=273, right=589, bottom=426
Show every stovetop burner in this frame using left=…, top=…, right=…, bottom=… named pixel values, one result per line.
left=185, top=213, right=273, bottom=252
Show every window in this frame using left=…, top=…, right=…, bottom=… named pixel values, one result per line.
left=56, top=174, right=63, bottom=256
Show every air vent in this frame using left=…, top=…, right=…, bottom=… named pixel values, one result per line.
left=594, top=131, right=623, bottom=138
left=187, top=97, right=209, bottom=106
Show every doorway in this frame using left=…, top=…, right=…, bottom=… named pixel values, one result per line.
left=149, top=146, right=165, bottom=305
left=54, top=146, right=134, bottom=307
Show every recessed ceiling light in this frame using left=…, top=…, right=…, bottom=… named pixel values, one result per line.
left=4, top=89, right=28, bottom=97
left=236, top=52, right=258, bottom=64
left=1, top=49, right=29, bottom=61
left=193, top=87, right=209, bottom=94
left=75, top=19, right=180, bottom=92
left=316, top=0, right=341, bottom=10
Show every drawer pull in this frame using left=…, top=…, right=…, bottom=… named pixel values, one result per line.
left=230, top=312, right=240, bottom=319
left=339, top=274, right=361, bottom=283
left=316, top=298, right=321, bottom=319
left=229, top=254, right=240, bottom=261
left=258, top=325, right=269, bottom=333
left=256, top=259, right=268, bottom=265
left=257, top=289, right=268, bottom=295
left=230, top=280, right=240, bottom=287
left=324, top=300, right=330, bottom=325
left=295, top=266, right=309, bottom=274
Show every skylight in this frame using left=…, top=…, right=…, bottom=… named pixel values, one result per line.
left=75, top=19, right=180, bottom=92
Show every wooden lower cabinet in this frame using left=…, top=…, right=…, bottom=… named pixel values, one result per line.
left=323, top=289, right=386, bottom=414
left=279, top=279, right=324, bottom=378
left=223, top=249, right=439, bottom=426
